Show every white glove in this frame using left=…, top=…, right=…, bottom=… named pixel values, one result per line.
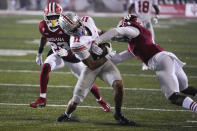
left=57, top=48, right=68, bottom=57
left=36, top=55, right=43, bottom=66
left=105, top=43, right=116, bottom=59
left=153, top=15, right=159, bottom=25
left=91, top=43, right=103, bottom=56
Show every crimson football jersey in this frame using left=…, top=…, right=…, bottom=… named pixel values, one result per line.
left=39, top=20, right=79, bottom=63
left=127, top=22, right=164, bottom=64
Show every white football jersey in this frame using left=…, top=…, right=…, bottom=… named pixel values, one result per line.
left=70, top=16, right=100, bottom=60
left=130, top=0, right=158, bottom=21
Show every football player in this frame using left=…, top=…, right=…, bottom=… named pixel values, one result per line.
left=128, top=0, right=160, bottom=70
left=96, top=14, right=197, bottom=114
left=56, top=12, right=136, bottom=126
left=29, top=2, right=110, bottom=112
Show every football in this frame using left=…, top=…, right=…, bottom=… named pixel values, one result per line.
left=91, top=42, right=110, bottom=60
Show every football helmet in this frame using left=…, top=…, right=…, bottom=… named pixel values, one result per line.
left=44, top=2, right=63, bottom=32
left=59, top=12, right=82, bottom=36
left=120, top=14, right=139, bottom=27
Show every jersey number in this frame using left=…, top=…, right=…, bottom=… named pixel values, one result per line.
left=138, top=0, right=149, bottom=13
left=82, top=16, right=89, bottom=22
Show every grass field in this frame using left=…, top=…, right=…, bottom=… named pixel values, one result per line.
left=0, top=14, right=197, bottom=130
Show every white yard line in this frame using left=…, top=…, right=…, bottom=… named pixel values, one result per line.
left=0, top=69, right=197, bottom=78
left=0, top=103, right=189, bottom=112
left=0, top=83, right=161, bottom=91
left=187, top=120, right=197, bottom=123
left=1, top=58, right=197, bottom=69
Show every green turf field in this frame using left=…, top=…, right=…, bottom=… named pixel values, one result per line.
left=0, top=14, right=197, bottom=130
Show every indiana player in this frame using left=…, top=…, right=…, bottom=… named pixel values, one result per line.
left=96, top=14, right=197, bottom=114
left=29, top=2, right=110, bottom=112
left=128, top=0, right=160, bottom=70
left=56, top=12, right=136, bottom=126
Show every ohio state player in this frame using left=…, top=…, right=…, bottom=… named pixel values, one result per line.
left=29, top=2, right=110, bottom=112
left=128, top=0, right=159, bottom=70
left=56, top=12, right=136, bottom=126
left=97, top=14, right=197, bottom=114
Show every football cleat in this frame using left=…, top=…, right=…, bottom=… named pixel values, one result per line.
left=56, top=113, right=71, bottom=122
left=97, top=98, right=111, bottom=112
left=114, top=113, right=136, bottom=126
left=29, top=97, right=46, bottom=108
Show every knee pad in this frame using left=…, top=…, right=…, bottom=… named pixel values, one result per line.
left=73, top=95, right=83, bottom=105
left=169, top=92, right=186, bottom=106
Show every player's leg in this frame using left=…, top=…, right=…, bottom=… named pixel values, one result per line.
left=57, top=67, right=98, bottom=122
left=155, top=55, right=197, bottom=113
left=65, top=61, right=110, bottom=112
left=98, top=61, right=136, bottom=125
left=174, top=62, right=197, bottom=96
left=30, top=54, right=65, bottom=108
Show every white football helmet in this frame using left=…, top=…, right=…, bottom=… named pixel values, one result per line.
left=44, top=2, right=63, bottom=32
left=59, top=12, right=82, bottom=36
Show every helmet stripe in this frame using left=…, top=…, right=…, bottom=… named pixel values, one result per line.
left=49, top=2, right=51, bottom=13
left=53, top=2, right=55, bottom=13
left=64, top=15, right=74, bottom=25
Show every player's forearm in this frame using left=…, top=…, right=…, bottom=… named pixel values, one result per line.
left=38, top=36, right=47, bottom=55
left=153, top=5, right=160, bottom=15
left=97, top=28, right=120, bottom=43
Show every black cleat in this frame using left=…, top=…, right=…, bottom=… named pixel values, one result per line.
left=56, top=113, right=71, bottom=122
left=114, top=113, right=136, bottom=126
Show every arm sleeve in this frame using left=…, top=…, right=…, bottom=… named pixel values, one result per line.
left=97, top=26, right=140, bottom=43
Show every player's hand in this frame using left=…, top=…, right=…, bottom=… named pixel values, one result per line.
left=36, top=54, right=43, bottom=66
left=105, top=42, right=116, bottom=59
left=57, top=47, right=68, bottom=57
left=153, top=15, right=159, bottom=25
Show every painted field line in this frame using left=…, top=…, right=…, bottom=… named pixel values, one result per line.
left=0, top=103, right=189, bottom=112
left=187, top=120, right=197, bottom=123
left=0, top=83, right=161, bottom=91
left=0, top=58, right=197, bottom=69
left=0, top=69, right=197, bottom=78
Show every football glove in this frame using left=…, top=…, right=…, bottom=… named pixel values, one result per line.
left=104, top=42, right=116, bottom=59
left=153, top=15, right=159, bottom=25
left=57, top=48, right=68, bottom=57
left=36, top=54, right=43, bottom=66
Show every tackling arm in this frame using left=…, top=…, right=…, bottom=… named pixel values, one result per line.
left=96, top=27, right=140, bottom=44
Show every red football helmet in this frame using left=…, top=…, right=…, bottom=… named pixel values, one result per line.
left=44, top=2, right=63, bottom=32
left=118, top=14, right=140, bottom=27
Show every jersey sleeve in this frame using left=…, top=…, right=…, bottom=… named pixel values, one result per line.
left=38, top=21, right=46, bottom=37
left=70, top=37, right=90, bottom=61
left=116, top=26, right=140, bottom=39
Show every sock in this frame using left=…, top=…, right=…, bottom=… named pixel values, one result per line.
left=40, top=93, right=46, bottom=98
left=90, top=84, right=101, bottom=100
left=115, top=105, right=121, bottom=115
left=40, top=63, right=51, bottom=94
left=64, top=112, right=71, bottom=118
left=182, top=97, right=197, bottom=113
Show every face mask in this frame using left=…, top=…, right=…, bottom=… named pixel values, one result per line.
left=77, top=29, right=83, bottom=36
